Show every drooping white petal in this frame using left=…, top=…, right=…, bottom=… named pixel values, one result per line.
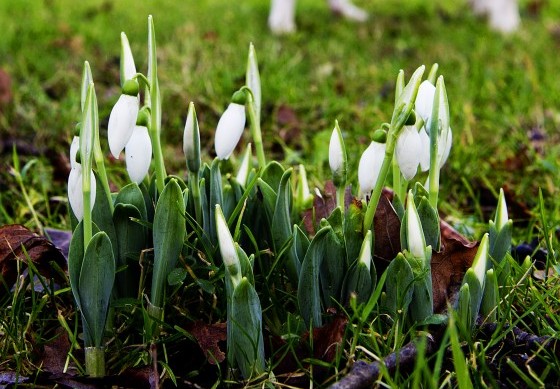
left=70, top=136, right=80, bottom=169
left=215, top=103, right=246, bottom=160
left=358, top=141, right=385, bottom=197
left=125, top=125, right=152, bottom=184
left=67, top=167, right=96, bottom=221
left=406, top=191, right=426, bottom=260
left=418, top=128, right=430, bottom=172
left=415, top=80, right=436, bottom=131
left=396, top=126, right=421, bottom=181
left=108, top=94, right=139, bottom=159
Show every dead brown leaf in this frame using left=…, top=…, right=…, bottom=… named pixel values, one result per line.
left=431, top=220, right=479, bottom=313
left=189, top=321, right=227, bottom=365
left=0, top=224, right=67, bottom=288
left=0, top=68, right=12, bottom=109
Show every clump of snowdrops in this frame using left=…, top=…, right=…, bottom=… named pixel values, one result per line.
left=67, top=15, right=514, bottom=382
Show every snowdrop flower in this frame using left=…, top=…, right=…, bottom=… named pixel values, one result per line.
left=108, top=79, right=140, bottom=159
left=236, top=144, right=252, bottom=187
left=406, top=190, right=427, bottom=260
left=215, top=91, right=247, bottom=160
left=358, top=140, right=385, bottom=197
left=215, top=204, right=242, bottom=287
left=415, top=80, right=436, bottom=130
left=329, top=122, right=347, bottom=187
left=396, top=126, right=422, bottom=181
left=125, top=125, right=152, bottom=184
left=183, top=102, right=201, bottom=173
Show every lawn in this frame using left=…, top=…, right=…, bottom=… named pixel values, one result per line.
left=0, top=0, right=559, bottom=387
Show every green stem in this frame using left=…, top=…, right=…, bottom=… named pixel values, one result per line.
left=191, top=170, right=202, bottom=224
left=245, top=93, right=266, bottom=169
left=428, top=125, right=440, bottom=209
left=85, top=347, right=105, bottom=377
left=82, top=168, right=93, bottom=249
left=337, top=186, right=346, bottom=211
left=150, top=120, right=167, bottom=195
left=93, top=131, right=113, bottom=214
left=363, top=131, right=398, bottom=233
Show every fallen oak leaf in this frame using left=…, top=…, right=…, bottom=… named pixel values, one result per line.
left=0, top=224, right=67, bottom=288
left=188, top=321, right=227, bottom=365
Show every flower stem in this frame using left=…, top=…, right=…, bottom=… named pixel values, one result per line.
left=245, top=92, right=266, bottom=169
left=85, top=347, right=105, bottom=377
left=93, top=129, right=113, bottom=213
left=82, top=168, right=93, bottom=248
left=363, top=130, right=398, bottom=233
left=191, top=170, right=202, bottom=224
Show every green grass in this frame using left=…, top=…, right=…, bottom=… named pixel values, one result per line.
left=1, top=0, right=560, bottom=387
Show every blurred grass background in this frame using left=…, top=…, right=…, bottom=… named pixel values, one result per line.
left=1, top=0, right=560, bottom=233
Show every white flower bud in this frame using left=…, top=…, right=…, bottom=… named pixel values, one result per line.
left=215, top=103, right=246, bottom=160
left=415, top=80, right=436, bottom=131
left=329, top=123, right=347, bottom=186
left=358, top=141, right=385, bottom=197
left=406, top=191, right=426, bottom=260
left=215, top=204, right=242, bottom=287
left=183, top=102, right=200, bottom=173
left=67, top=167, right=96, bottom=221
left=108, top=94, right=139, bottom=159
left=396, top=126, right=421, bottom=181
left=358, top=230, right=373, bottom=272
left=125, top=125, right=152, bottom=184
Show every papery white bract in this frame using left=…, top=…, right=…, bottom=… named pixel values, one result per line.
left=236, top=143, right=252, bottom=187
left=215, top=103, right=246, bottom=160
left=396, top=126, right=421, bottom=181
left=246, top=43, right=261, bottom=122
left=358, top=230, right=373, bottom=272
left=406, top=191, right=426, bottom=259
left=438, top=127, right=452, bottom=168
left=67, top=166, right=96, bottom=221
left=108, top=94, right=139, bottom=159
left=415, top=80, right=436, bottom=131
left=358, top=141, right=385, bottom=197
left=120, top=32, right=137, bottom=84
left=125, top=125, right=152, bottom=184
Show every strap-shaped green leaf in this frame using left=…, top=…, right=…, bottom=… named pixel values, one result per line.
left=230, top=277, right=265, bottom=379
left=79, top=231, right=115, bottom=348
left=384, top=253, right=414, bottom=318
left=480, top=269, right=498, bottom=322
left=92, top=172, right=117, bottom=258
left=343, top=200, right=364, bottom=268
left=150, top=179, right=186, bottom=308
left=256, top=178, right=277, bottom=224
left=113, top=203, right=145, bottom=298
left=272, top=169, right=299, bottom=282
left=462, top=268, right=482, bottom=328
left=489, top=220, right=512, bottom=265
left=260, top=160, right=284, bottom=193
left=416, top=196, right=440, bottom=251
left=115, top=182, right=148, bottom=220
left=298, top=226, right=344, bottom=328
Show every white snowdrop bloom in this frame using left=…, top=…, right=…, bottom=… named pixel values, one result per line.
left=67, top=167, right=96, bottom=221
left=415, top=81, right=436, bottom=131
left=215, top=103, right=246, bottom=160
left=358, top=141, right=385, bottom=197
left=69, top=136, right=80, bottom=169
left=268, top=0, right=296, bottom=34
left=125, top=125, right=152, bottom=184
left=406, top=191, right=427, bottom=260
left=183, top=102, right=200, bottom=173
left=396, top=126, right=421, bottom=181
left=418, top=128, right=430, bottom=172
left=108, top=93, right=139, bottom=159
